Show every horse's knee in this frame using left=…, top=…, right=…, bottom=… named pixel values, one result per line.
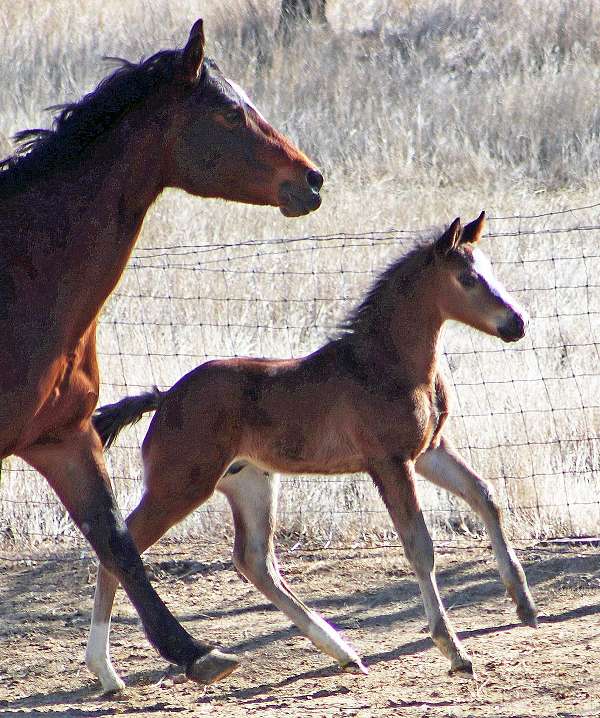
left=85, top=513, right=145, bottom=580
left=408, top=548, right=435, bottom=579
left=476, top=481, right=501, bottom=523
left=233, top=541, right=271, bottom=584
left=403, top=522, right=435, bottom=577
left=231, top=544, right=246, bottom=576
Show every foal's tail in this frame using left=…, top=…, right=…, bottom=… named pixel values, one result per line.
left=93, top=387, right=164, bottom=449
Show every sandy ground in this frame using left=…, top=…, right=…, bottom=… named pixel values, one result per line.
left=1, top=541, right=600, bottom=717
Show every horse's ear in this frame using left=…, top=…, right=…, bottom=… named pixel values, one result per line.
left=435, top=217, right=462, bottom=256
left=181, top=18, right=205, bottom=84
left=460, top=210, right=486, bottom=245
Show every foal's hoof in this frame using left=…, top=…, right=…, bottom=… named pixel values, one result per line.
left=100, top=680, right=126, bottom=697
left=185, top=649, right=240, bottom=685
left=517, top=603, right=539, bottom=628
left=449, top=656, right=474, bottom=677
left=341, top=658, right=369, bottom=675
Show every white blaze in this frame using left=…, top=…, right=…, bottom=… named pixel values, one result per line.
left=472, top=247, right=520, bottom=310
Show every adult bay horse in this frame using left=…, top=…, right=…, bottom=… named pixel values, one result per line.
left=0, top=19, right=322, bottom=686
left=89, top=212, right=538, bottom=691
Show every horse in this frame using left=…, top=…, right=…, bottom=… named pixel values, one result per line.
left=88, top=212, right=538, bottom=691
left=0, top=19, right=323, bottom=687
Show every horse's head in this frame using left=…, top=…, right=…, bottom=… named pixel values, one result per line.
left=433, top=212, right=527, bottom=342
left=163, top=20, right=322, bottom=216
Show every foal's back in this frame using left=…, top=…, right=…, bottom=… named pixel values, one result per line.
left=143, top=339, right=426, bottom=480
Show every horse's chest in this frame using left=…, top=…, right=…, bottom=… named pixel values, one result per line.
left=424, top=381, right=449, bottom=449
left=406, top=383, right=448, bottom=460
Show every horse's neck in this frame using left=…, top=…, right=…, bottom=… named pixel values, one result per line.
left=19, top=118, right=164, bottom=340
left=64, top=119, right=163, bottom=262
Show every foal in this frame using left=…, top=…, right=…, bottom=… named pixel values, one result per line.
left=89, top=212, right=537, bottom=691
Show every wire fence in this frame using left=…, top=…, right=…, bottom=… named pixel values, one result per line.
left=2, top=202, right=600, bottom=554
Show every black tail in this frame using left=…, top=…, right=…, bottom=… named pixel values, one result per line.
left=93, top=387, right=163, bottom=449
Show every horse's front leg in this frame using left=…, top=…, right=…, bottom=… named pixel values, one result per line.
left=369, top=456, right=473, bottom=674
left=416, top=437, right=538, bottom=627
left=18, top=425, right=226, bottom=685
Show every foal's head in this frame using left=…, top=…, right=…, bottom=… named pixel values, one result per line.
left=164, top=20, right=322, bottom=216
left=432, top=212, right=527, bottom=342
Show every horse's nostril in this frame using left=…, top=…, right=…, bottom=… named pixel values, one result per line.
left=513, top=313, right=527, bottom=336
left=306, top=169, right=323, bottom=192
left=499, top=312, right=527, bottom=342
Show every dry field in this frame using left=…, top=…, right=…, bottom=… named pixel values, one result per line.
left=1, top=0, right=600, bottom=544
left=1, top=540, right=600, bottom=717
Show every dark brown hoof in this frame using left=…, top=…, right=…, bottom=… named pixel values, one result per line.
left=185, top=649, right=240, bottom=685
left=341, top=658, right=369, bottom=675
left=517, top=603, right=539, bottom=628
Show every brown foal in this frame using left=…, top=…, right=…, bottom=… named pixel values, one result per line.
left=1, top=19, right=322, bottom=686
left=89, top=212, right=538, bottom=691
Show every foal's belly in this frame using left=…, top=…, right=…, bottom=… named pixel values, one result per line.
left=242, top=426, right=366, bottom=476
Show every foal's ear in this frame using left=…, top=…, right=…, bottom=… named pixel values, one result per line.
left=181, top=18, right=206, bottom=84
left=460, top=210, right=486, bottom=245
left=435, top=217, right=462, bottom=256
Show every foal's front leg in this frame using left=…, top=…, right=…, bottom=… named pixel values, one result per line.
left=416, top=438, right=537, bottom=627
left=369, top=457, right=472, bottom=673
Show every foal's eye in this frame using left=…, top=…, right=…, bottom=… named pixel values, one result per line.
left=459, top=272, right=478, bottom=288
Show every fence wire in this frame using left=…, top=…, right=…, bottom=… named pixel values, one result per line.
left=2, top=202, right=600, bottom=553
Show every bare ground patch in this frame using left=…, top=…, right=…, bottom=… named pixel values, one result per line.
left=1, top=542, right=600, bottom=717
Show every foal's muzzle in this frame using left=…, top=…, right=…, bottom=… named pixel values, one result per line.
left=278, top=169, right=323, bottom=216
left=498, top=312, right=527, bottom=342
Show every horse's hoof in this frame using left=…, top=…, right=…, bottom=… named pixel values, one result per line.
left=101, top=683, right=126, bottom=697
left=341, top=658, right=369, bottom=675
left=185, top=649, right=240, bottom=685
left=97, top=674, right=126, bottom=696
left=449, top=656, right=474, bottom=677
left=517, top=603, right=539, bottom=628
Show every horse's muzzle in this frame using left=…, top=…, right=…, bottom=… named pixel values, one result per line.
left=498, top=313, right=527, bottom=342
left=278, top=170, right=323, bottom=216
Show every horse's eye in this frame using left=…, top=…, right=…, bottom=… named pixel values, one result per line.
left=222, top=108, right=245, bottom=127
left=459, top=272, right=478, bottom=288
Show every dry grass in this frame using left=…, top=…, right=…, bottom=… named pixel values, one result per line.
left=1, top=0, right=599, bottom=547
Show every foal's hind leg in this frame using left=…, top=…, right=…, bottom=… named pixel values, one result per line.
left=416, top=438, right=537, bottom=627
left=19, top=427, right=218, bottom=690
left=370, top=458, right=472, bottom=674
left=86, top=452, right=239, bottom=693
left=218, top=464, right=367, bottom=674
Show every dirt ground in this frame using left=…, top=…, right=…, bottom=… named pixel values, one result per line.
left=1, top=541, right=599, bottom=718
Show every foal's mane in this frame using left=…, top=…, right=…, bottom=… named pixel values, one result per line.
left=340, top=239, right=436, bottom=337
left=0, top=48, right=200, bottom=196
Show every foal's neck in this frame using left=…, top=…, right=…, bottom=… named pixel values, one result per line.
left=392, top=304, right=445, bottom=386
left=350, top=274, right=445, bottom=388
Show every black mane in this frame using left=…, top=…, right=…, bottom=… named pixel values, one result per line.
left=0, top=49, right=186, bottom=196
left=340, top=240, right=435, bottom=336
